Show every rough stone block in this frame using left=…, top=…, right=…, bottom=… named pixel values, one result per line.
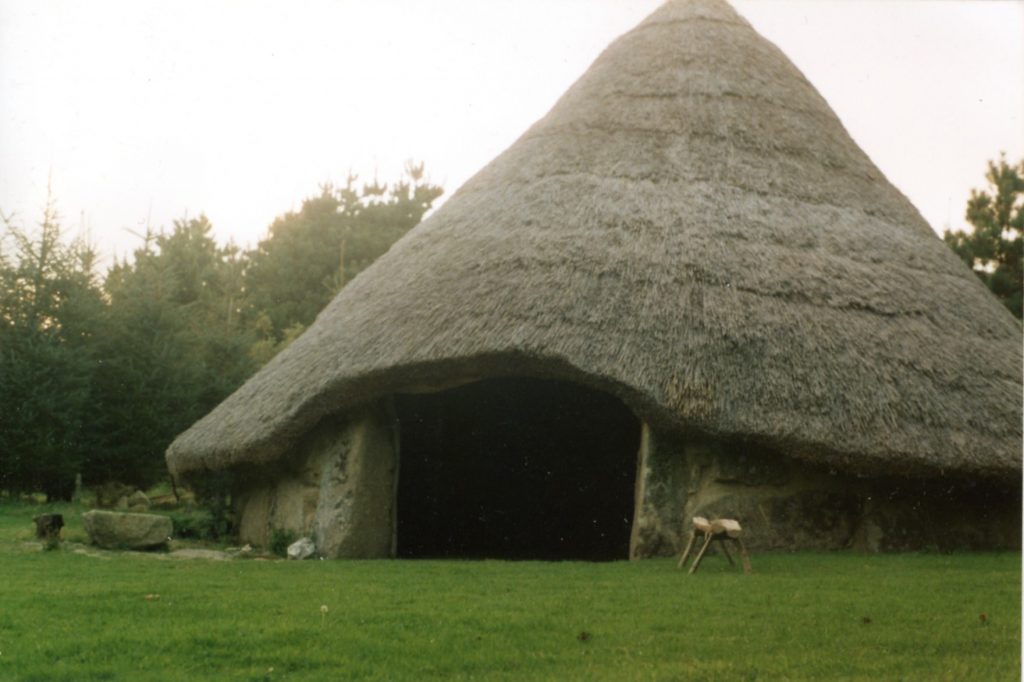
left=82, top=510, right=173, bottom=549
left=695, top=490, right=863, bottom=550
left=313, top=402, right=397, bottom=558
left=127, top=490, right=151, bottom=512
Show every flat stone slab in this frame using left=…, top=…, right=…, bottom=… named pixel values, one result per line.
left=82, top=510, right=173, bottom=550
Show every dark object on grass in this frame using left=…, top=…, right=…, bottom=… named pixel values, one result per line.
left=861, top=617, right=872, bottom=625
left=33, top=514, right=64, bottom=543
left=979, top=614, right=988, bottom=626
left=577, top=632, right=591, bottom=642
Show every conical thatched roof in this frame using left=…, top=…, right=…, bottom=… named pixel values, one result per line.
left=167, top=0, right=1022, bottom=480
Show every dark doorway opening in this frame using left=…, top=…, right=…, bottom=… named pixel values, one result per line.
left=395, top=377, right=640, bottom=560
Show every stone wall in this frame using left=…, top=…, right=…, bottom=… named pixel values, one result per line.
left=232, top=399, right=398, bottom=558
left=630, top=427, right=1020, bottom=556
left=313, top=399, right=398, bottom=558
left=233, top=408, right=1019, bottom=559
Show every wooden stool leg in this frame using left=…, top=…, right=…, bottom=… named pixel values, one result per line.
left=677, top=531, right=697, bottom=569
left=736, top=538, right=753, bottom=574
left=688, top=533, right=714, bottom=575
left=719, top=539, right=735, bottom=566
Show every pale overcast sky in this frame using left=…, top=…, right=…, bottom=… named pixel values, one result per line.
left=1, top=1, right=1022, bottom=264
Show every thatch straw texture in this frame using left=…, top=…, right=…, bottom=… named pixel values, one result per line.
left=167, top=0, right=1021, bottom=479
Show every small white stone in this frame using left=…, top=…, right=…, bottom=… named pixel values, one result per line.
left=286, top=537, right=316, bottom=560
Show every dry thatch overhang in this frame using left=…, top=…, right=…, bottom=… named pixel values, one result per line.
left=166, top=0, right=1022, bottom=483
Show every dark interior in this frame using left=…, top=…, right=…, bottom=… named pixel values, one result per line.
left=395, top=377, right=640, bottom=561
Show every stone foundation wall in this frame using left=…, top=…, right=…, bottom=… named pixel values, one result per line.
left=631, top=428, right=1020, bottom=557
left=233, top=408, right=1019, bottom=559
left=232, top=399, right=398, bottom=558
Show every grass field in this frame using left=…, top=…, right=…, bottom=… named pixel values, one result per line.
left=0, top=499, right=1019, bottom=681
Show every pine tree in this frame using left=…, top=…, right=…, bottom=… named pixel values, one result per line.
left=944, top=155, right=1024, bottom=318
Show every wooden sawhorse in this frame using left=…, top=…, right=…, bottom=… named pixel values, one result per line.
left=676, top=516, right=752, bottom=574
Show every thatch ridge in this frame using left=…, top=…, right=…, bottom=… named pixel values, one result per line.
left=167, top=0, right=1022, bottom=480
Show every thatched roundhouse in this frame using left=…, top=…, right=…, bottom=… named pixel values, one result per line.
left=167, top=0, right=1021, bottom=559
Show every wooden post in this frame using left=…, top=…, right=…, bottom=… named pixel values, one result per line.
left=677, top=530, right=697, bottom=569
left=688, top=533, right=714, bottom=575
left=678, top=517, right=711, bottom=570
left=719, top=540, right=735, bottom=566
left=736, top=538, right=753, bottom=574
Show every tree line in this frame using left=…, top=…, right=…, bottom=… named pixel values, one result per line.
left=0, top=165, right=442, bottom=499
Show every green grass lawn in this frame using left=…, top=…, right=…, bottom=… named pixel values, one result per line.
left=0, top=499, right=1019, bottom=681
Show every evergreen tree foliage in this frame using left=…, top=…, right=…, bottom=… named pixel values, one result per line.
left=0, top=166, right=441, bottom=497
left=944, top=155, right=1024, bottom=318
left=0, top=199, right=104, bottom=499
left=89, top=217, right=257, bottom=488
left=244, top=163, right=442, bottom=341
